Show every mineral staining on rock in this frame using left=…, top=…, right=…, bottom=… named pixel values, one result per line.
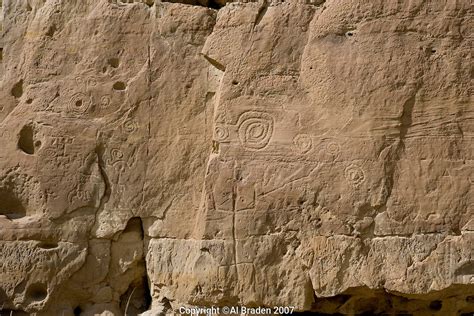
left=0, top=0, right=472, bottom=315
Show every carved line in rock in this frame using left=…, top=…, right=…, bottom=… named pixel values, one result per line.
left=237, top=111, right=274, bottom=150
left=106, top=148, right=124, bottom=166
left=75, top=76, right=98, bottom=90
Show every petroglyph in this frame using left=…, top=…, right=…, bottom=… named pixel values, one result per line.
left=237, top=111, right=274, bottom=150
left=0, top=1, right=472, bottom=315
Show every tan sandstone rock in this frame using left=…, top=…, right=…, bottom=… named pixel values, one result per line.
left=0, top=0, right=472, bottom=315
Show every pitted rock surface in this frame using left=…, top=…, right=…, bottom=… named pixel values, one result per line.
left=0, top=0, right=472, bottom=315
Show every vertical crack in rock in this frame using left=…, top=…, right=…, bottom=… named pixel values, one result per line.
left=114, top=217, right=151, bottom=315
left=253, top=0, right=268, bottom=28
left=380, top=85, right=421, bottom=210
left=95, top=145, right=112, bottom=212
left=398, top=93, right=417, bottom=149
left=231, top=163, right=239, bottom=282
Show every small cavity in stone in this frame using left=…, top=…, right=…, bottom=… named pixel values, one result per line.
left=11, top=80, right=24, bottom=98
left=113, top=81, right=127, bottom=91
left=18, top=124, right=36, bottom=155
left=26, top=283, right=48, bottom=302
left=108, top=57, right=120, bottom=68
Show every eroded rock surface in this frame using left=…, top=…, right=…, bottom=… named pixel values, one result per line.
left=0, top=0, right=472, bottom=315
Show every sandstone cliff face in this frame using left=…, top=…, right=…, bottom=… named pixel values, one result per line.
left=0, top=0, right=472, bottom=315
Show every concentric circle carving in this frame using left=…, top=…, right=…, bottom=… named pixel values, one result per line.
left=293, top=134, right=313, bottom=154
left=68, top=93, right=91, bottom=115
left=344, top=164, right=365, bottom=187
left=214, top=125, right=230, bottom=142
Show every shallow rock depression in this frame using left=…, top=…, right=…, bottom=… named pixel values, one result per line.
left=0, top=0, right=473, bottom=315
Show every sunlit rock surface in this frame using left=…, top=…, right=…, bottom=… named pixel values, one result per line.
left=0, top=0, right=472, bottom=314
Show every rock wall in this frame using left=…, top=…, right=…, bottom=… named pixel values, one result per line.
left=0, top=0, right=472, bottom=315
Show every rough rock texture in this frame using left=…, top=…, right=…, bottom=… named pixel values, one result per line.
left=0, top=0, right=473, bottom=315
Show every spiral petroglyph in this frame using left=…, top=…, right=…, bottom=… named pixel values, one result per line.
left=293, top=134, right=312, bottom=154
left=344, top=164, right=365, bottom=187
left=214, top=125, right=230, bottom=142
left=100, top=95, right=111, bottom=107
left=123, top=120, right=139, bottom=133
left=238, top=111, right=274, bottom=150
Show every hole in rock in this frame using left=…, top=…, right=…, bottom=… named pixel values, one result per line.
left=26, top=283, right=48, bottom=302
left=0, top=48, right=3, bottom=61
left=232, top=80, right=239, bottom=85
left=113, top=81, right=126, bottom=91
left=26, top=98, right=33, bottom=104
left=108, top=57, right=120, bottom=68
left=120, top=276, right=152, bottom=315
left=11, top=80, right=24, bottom=98
left=0, top=187, right=26, bottom=220
left=0, top=287, right=8, bottom=303
left=123, top=217, right=145, bottom=237
left=37, top=241, right=59, bottom=250
left=455, top=261, right=474, bottom=275
left=45, top=24, right=56, bottom=37
left=429, top=300, right=442, bottom=310
left=73, top=306, right=83, bottom=316
left=34, top=140, right=42, bottom=148
left=18, top=124, right=36, bottom=155
left=117, top=217, right=152, bottom=315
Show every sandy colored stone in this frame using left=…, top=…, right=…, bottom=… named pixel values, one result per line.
left=0, top=0, right=472, bottom=315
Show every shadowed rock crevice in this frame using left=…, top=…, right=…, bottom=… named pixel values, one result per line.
left=11, top=80, right=23, bottom=98
left=112, top=217, right=151, bottom=315
left=295, top=286, right=474, bottom=315
left=112, top=0, right=226, bottom=9
left=0, top=186, right=26, bottom=219
left=18, top=124, right=40, bottom=155
left=160, top=0, right=226, bottom=9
